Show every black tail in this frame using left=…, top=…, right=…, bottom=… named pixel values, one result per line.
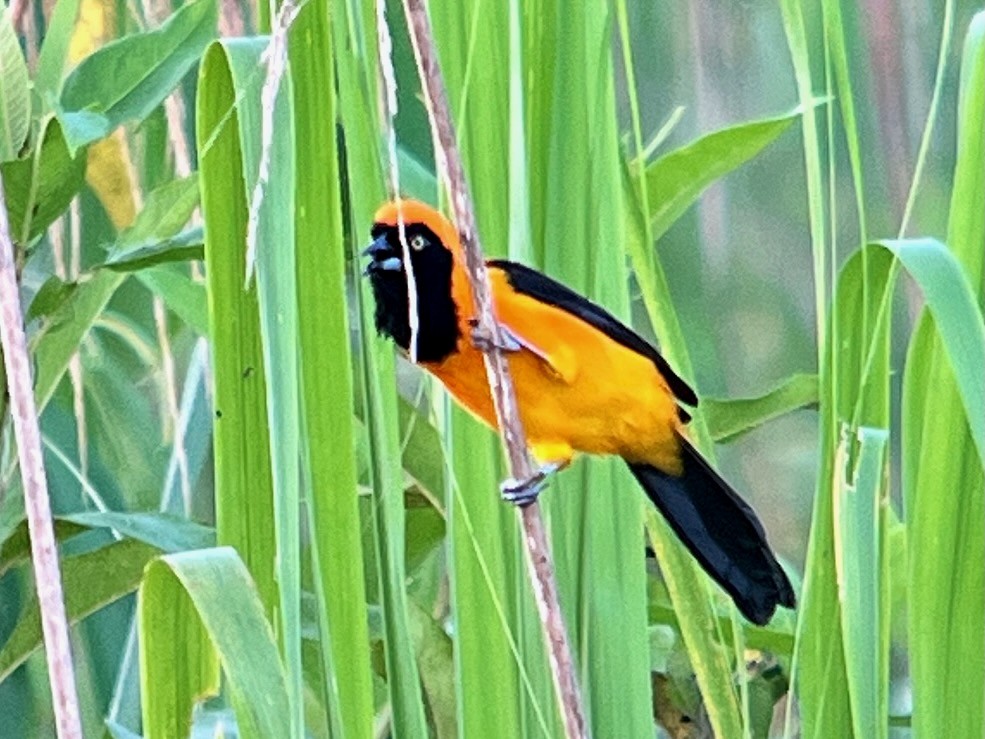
left=628, top=438, right=795, bottom=625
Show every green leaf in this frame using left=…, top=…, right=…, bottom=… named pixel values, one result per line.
left=905, top=15, right=985, bottom=739
left=332, top=2, right=430, bottom=733
left=642, top=105, right=816, bottom=241
left=0, top=6, right=30, bottom=161
left=58, top=0, right=218, bottom=152
left=135, top=263, right=208, bottom=335
left=0, top=539, right=160, bottom=684
left=834, top=427, right=889, bottom=739
left=407, top=600, right=457, bottom=739
left=139, top=548, right=290, bottom=739
left=103, top=175, right=201, bottom=269
left=290, top=0, right=376, bottom=734
left=198, top=38, right=304, bottom=735
left=1, top=117, right=86, bottom=244
left=26, top=275, right=75, bottom=321
left=31, top=269, right=126, bottom=411
left=35, top=0, right=81, bottom=102
left=61, top=511, right=215, bottom=553
left=0, top=518, right=87, bottom=581
left=876, top=238, right=985, bottom=467
left=103, top=227, right=204, bottom=272
left=704, top=373, right=819, bottom=444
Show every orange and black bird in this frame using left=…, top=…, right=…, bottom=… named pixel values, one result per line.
left=364, top=199, right=795, bottom=625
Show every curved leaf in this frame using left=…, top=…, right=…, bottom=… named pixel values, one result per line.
left=139, top=547, right=289, bottom=739
left=877, top=238, right=985, bottom=467
left=0, top=5, right=30, bottom=161
left=704, top=373, right=819, bottom=444
left=642, top=104, right=821, bottom=241
left=58, top=0, right=218, bottom=151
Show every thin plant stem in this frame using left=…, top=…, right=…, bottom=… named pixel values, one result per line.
left=0, top=165, right=82, bottom=739
left=398, top=1, right=588, bottom=736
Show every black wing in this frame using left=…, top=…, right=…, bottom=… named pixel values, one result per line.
left=489, top=259, right=698, bottom=407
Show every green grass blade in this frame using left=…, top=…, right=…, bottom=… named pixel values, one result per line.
left=248, top=45, right=304, bottom=739
left=291, top=0, right=375, bottom=733
left=333, top=2, right=429, bottom=732
left=0, top=539, right=160, bottom=684
left=905, top=14, right=985, bottom=738
left=622, top=100, right=747, bottom=739
left=703, top=373, right=819, bottom=444
left=642, top=106, right=814, bottom=242
left=31, top=269, right=124, bottom=412
left=139, top=548, right=290, bottom=738
left=877, top=238, right=985, bottom=465
left=834, top=427, right=888, bottom=739
left=0, top=5, right=30, bottom=162
left=197, top=38, right=279, bottom=623
left=58, top=0, right=218, bottom=152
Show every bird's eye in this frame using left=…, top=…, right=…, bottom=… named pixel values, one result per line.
left=410, top=234, right=428, bottom=251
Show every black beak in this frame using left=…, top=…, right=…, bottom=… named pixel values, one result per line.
left=362, top=234, right=392, bottom=259
left=362, top=234, right=403, bottom=274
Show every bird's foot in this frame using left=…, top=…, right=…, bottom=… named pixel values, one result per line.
left=500, top=462, right=562, bottom=507
left=468, top=318, right=522, bottom=353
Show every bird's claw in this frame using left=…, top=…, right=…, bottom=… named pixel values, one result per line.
left=500, top=462, right=562, bottom=507
left=468, top=318, right=522, bottom=353
left=500, top=472, right=548, bottom=507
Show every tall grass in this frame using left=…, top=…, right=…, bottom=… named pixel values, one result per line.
left=0, top=0, right=981, bottom=737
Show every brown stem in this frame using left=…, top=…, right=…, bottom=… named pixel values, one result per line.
left=398, top=1, right=588, bottom=736
left=0, top=178, right=82, bottom=734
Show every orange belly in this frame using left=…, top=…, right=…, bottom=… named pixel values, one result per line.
left=423, top=330, right=683, bottom=474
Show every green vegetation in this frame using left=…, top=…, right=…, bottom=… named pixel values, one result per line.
left=0, top=0, right=981, bottom=736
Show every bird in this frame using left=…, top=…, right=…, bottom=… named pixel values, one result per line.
left=363, top=198, right=795, bottom=625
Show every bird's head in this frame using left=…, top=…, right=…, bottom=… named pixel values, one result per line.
left=363, top=200, right=463, bottom=362
left=364, top=199, right=461, bottom=281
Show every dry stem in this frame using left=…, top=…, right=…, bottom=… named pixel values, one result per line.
left=398, top=1, right=588, bottom=736
left=0, top=171, right=82, bottom=737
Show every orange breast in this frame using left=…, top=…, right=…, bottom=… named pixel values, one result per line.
left=422, top=270, right=683, bottom=474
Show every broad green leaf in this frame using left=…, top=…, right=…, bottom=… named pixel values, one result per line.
left=136, top=263, right=208, bottom=335
left=31, top=269, right=126, bottom=411
left=139, top=548, right=289, bottom=739
left=704, top=373, right=819, bottom=444
left=333, top=1, right=430, bottom=733
left=0, top=6, right=30, bottom=161
left=198, top=39, right=303, bottom=735
left=1, top=117, right=86, bottom=244
left=196, top=39, right=277, bottom=624
left=104, top=227, right=204, bottom=272
left=105, top=176, right=200, bottom=265
left=26, top=275, right=76, bottom=321
left=876, top=238, right=985, bottom=467
left=797, top=246, right=894, bottom=739
left=59, top=0, right=218, bottom=151
left=0, top=518, right=86, bottom=581
left=407, top=600, right=457, bottom=739
left=905, top=15, right=985, bottom=739
left=0, top=539, right=160, bottom=684
left=642, top=106, right=815, bottom=241
left=834, top=427, right=889, bottom=739
left=34, top=0, right=82, bottom=102
left=290, top=0, right=375, bottom=734
left=397, top=396, right=446, bottom=499
left=61, top=511, right=214, bottom=553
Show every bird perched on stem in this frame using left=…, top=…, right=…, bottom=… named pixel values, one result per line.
left=363, top=199, right=795, bottom=626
